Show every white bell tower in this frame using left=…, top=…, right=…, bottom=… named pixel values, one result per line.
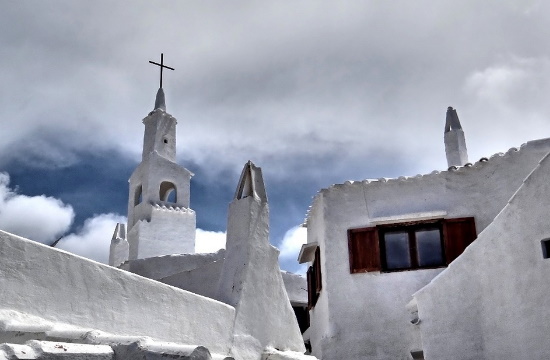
left=110, top=54, right=196, bottom=264
left=126, top=87, right=196, bottom=260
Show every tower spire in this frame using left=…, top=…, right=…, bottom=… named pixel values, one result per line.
left=154, top=88, right=166, bottom=111
left=444, top=106, right=469, bottom=167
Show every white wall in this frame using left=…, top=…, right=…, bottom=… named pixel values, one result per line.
left=121, top=249, right=307, bottom=307
left=0, top=231, right=235, bottom=355
left=122, top=249, right=225, bottom=280
left=128, top=206, right=196, bottom=260
left=142, top=109, right=177, bottom=162
left=415, top=152, right=550, bottom=360
left=217, top=194, right=305, bottom=360
left=281, top=271, right=307, bottom=306
left=305, top=195, right=331, bottom=359
left=305, top=139, right=550, bottom=360
left=162, top=259, right=224, bottom=299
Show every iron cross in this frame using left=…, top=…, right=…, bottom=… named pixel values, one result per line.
left=149, top=53, right=175, bottom=89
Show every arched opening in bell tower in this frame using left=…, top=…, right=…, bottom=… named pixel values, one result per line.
left=134, top=185, right=143, bottom=207
left=159, top=181, right=177, bottom=203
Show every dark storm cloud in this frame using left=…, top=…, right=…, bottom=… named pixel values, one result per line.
left=3, top=0, right=550, bottom=176
left=2, top=0, right=550, bottom=269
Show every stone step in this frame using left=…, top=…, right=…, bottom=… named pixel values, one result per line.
left=0, top=340, right=234, bottom=360
left=0, top=340, right=113, bottom=359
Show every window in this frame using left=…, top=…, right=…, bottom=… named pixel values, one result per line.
left=159, top=181, right=177, bottom=203
left=410, top=350, right=425, bottom=360
left=379, top=222, right=445, bottom=271
left=307, top=247, right=322, bottom=309
left=134, top=185, right=143, bottom=207
left=348, top=217, right=476, bottom=273
left=542, top=239, right=550, bottom=259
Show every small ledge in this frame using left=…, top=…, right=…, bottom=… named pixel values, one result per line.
left=297, top=242, right=318, bottom=264
left=369, top=211, right=447, bottom=225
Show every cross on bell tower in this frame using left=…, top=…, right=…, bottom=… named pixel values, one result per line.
left=148, top=53, right=174, bottom=111
left=149, top=53, right=175, bottom=89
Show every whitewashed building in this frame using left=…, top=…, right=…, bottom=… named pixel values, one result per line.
left=299, top=107, right=550, bottom=359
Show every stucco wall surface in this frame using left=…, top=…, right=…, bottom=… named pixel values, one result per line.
left=217, top=196, right=305, bottom=359
left=128, top=206, right=196, bottom=260
left=142, top=109, right=177, bottom=162
left=123, top=249, right=307, bottom=307
left=305, top=139, right=550, bottom=360
left=215, top=161, right=304, bottom=360
left=444, top=129, right=468, bottom=167
left=0, top=231, right=235, bottom=355
left=304, top=196, right=330, bottom=359
left=162, top=259, right=224, bottom=299
left=415, top=152, right=550, bottom=360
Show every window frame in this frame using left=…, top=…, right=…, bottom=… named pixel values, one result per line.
left=378, top=219, right=445, bottom=272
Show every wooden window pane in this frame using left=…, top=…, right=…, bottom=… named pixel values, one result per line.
left=384, top=231, right=411, bottom=270
left=348, top=227, right=381, bottom=273
left=416, top=229, right=444, bottom=267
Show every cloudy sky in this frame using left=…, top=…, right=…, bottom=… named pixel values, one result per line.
left=1, top=1, right=550, bottom=273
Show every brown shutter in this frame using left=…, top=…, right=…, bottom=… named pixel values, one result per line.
left=307, top=266, right=315, bottom=309
left=348, top=227, right=381, bottom=273
left=443, top=217, right=477, bottom=264
left=307, top=247, right=322, bottom=309
left=314, top=247, right=322, bottom=293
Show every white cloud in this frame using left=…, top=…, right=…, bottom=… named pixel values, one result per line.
left=195, top=228, right=226, bottom=253
left=57, top=213, right=126, bottom=264
left=460, top=56, right=550, bottom=159
left=0, top=172, right=74, bottom=244
left=0, top=172, right=125, bottom=263
left=278, top=226, right=309, bottom=275
left=464, top=57, right=550, bottom=111
left=279, top=225, right=307, bottom=261
left=465, top=64, right=530, bottom=104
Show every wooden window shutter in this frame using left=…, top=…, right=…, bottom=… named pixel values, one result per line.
left=307, top=247, right=322, bottom=309
left=443, top=217, right=477, bottom=264
left=348, top=227, right=381, bottom=273
left=307, top=266, right=315, bottom=309
left=314, top=247, right=322, bottom=293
